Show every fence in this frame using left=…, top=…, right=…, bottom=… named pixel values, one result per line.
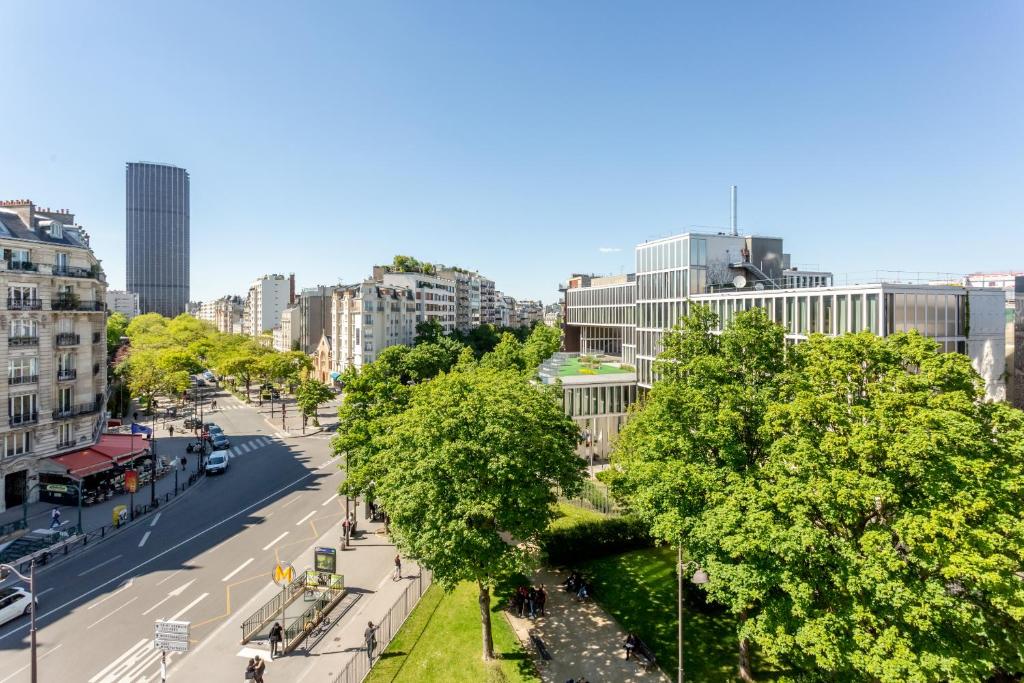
left=283, top=581, right=345, bottom=648
left=331, top=569, right=434, bottom=683
left=555, top=479, right=621, bottom=516
left=241, top=571, right=307, bottom=642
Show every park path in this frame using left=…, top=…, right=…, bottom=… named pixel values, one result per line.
left=506, top=566, right=671, bottom=683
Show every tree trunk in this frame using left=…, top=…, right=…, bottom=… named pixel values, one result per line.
left=738, top=610, right=755, bottom=682
left=478, top=580, right=494, bottom=661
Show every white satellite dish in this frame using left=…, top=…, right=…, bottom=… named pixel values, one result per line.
left=732, top=274, right=747, bottom=289
left=754, top=282, right=765, bottom=291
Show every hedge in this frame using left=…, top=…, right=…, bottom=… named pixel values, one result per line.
left=540, top=514, right=653, bottom=566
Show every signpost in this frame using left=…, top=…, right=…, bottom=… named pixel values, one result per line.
left=45, top=484, right=68, bottom=494
left=153, top=620, right=190, bottom=681
left=272, top=562, right=294, bottom=626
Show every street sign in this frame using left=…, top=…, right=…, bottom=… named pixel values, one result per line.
left=314, top=546, right=337, bottom=573
left=272, top=562, right=295, bottom=586
left=153, top=638, right=189, bottom=652
left=45, top=484, right=68, bottom=493
left=154, top=619, right=190, bottom=653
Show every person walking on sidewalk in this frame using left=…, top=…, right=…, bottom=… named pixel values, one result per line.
left=244, top=658, right=255, bottom=681
left=49, top=507, right=61, bottom=529
left=393, top=554, right=402, bottom=581
left=269, top=621, right=283, bottom=659
left=364, top=621, right=379, bottom=663
left=253, top=654, right=266, bottom=683
left=168, top=424, right=174, bottom=438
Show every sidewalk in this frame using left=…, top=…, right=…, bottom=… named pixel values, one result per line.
left=248, top=392, right=342, bottom=439
left=506, top=567, right=670, bottom=683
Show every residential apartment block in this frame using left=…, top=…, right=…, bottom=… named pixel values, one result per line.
left=296, top=285, right=338, bottom=354
left=273, top=305, right=299, bottom=352
left=372, top=267, right=457, bottom=335
left=329, top=281, right=417, bottom=372
left=243, top=274, right=294, bottom=337
left=195, top=295, right=243, bottom=334
left=0, top=200, right=108, bottom=512
left=105, top=290, right=140, bottom=319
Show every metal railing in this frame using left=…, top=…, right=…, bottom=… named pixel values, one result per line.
left=555, top=479, right=621, bottom=516
left=283, top=581, right=345, bottom=645
left=55, top=333, right=80, bottom=346
left=8, top=336, right=39, bottom=347
left=331, top=570, right=434, bottom=683
left=52, top=407, right=74, bottom=419
left=240, top=572, right=307, bottom=642
left=57, top=368, right=77, bottom=381
left=0, top=519, right=27, bottom=538
left=8, top=374, right=38, bottom=385
left=7, top=298, right=42, bottom=311
left=9, top=412, right=39, bottom=427
left=6, top=261, right=37, bottom=272
left=52, top=265, right=96, bottom=279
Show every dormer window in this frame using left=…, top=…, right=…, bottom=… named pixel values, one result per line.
left=50, top=222, right=63, bottom=239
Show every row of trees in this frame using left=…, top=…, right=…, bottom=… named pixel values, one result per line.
left=332, top=322, right=575, bottom=659
left=111, top=313, right=335, bottom=426
left=607, top=305, right=1024, bottom=682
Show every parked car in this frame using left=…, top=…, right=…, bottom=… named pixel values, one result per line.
left=0, top=587, right=36, bottom=626
left=205, top=453, right=229, bottom=475
left=211, top=432, right=230, bottom=450
left=202, top=422, right=220, bottom=433
left=183, top=418, right=202, bottom=430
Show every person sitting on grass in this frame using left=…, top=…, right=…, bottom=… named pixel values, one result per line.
left=562, top=571, right=581, bottom=593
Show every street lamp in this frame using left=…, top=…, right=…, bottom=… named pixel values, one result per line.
left=1, top=560, right=37, bottom=683
left=678, top=547, right=708, bottom=683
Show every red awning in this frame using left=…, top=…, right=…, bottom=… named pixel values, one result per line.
left=49, top=433, right=149, bottom=479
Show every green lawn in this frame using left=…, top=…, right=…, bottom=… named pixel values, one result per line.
left=366, top=581, right=539, bottom=683
left=556, top=357, right=632, bottom=377
left=580, top=547, right=785, bottom=682
left=548, top=502, right=605, bottom=531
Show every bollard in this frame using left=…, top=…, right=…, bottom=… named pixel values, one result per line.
left=100, top=526, right=105, bottom=538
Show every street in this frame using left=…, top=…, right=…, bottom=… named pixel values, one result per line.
left=0, top=390, right=397, bottom=683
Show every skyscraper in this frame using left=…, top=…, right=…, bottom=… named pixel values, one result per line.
left=126, top=162, right=190, bottom=316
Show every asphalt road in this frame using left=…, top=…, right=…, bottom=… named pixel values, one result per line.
left=0, top=392, right=361, bottom=683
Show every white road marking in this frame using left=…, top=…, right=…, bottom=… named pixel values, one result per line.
left=0, top=642, right=62, bottom=682
left=222, top=557, right=254, bottom=582
left=282, top=496, right=300, bottom=508
left=170, top=592, right=208, bottom=620
left=87, top=596, right=138, bottom=628
left=0, top=468, right=324, bottom=643
left=240, top=442, right=252, bottom=453
left=316, top=461, right=334, bottom=470
left=262, top=531, right=289, bottom=551
left=236, top=646, right=273, bottom=660
left=155, top=569, right=182, bottom=586
left=322, top=493, right=337, bottom=506
left=77, top=554, right=123, bottom=577
left=138, top=531, right=151, bottom=547
left=89, top=638, right=149, bottom=682
left=142, top=578, right=196, bottom=615
left=87, top=577, right=134, bottom=610
left=230, top=447, right=240, bottom=458
left=149, top=512, right=162, bottom=527
left=296, top=510, right=316, bottom=525
left=36, top=587, right=54, bottom=599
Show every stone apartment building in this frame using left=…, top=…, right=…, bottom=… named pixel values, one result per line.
left=0, top=200, right=108, bottom=512
left=330, top=281, right=418, bottom=372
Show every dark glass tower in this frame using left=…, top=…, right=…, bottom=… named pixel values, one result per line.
left=126, top=162, right=190, bottom=316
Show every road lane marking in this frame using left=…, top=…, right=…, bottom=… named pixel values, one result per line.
left=155, top=569, right=182, bottom=586
left=87, top=577, right=134, bottom=610
left=170, top=592, right=208, bottom=620
left=149, top=512, right=162, bottom=527
left=222, top=558, right=254, bottom=582
left=77, top=554, right=123, bottom=577
left=0, top=643, right=63, bottom=683
left=88, top=638, right=150, bottom=683
left=0, top=468, right=324, bottom=643
left=36, top=587, right=54, bottom=599
left=240, top=443, right=252, bottom=453
left=143, top=578, right=196, bottom=615
left=322, top=493, right=337, bottom=506
left=296, top=511, right=316, bottom=525
left=282, top=496, right=300, bottom=508
left=262, top=532, right=288, bottom=551
left=138, top=531, right=151, bottom=547
left=317, top=461, right=334, bottom=470
left=87, top=595, right=137, bottom=628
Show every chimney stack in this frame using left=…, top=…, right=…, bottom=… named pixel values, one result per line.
left=731, top=185, right=738, bottom=237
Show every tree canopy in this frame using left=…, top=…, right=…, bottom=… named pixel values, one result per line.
left=609, top=304, right=1024, bottom=682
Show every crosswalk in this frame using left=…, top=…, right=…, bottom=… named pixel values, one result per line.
left=88, top=638, right=177, bottom=683
left=226, top=436, right=280, bottom=459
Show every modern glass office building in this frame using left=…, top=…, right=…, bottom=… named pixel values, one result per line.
left=126, top=162, right=190, bottom=317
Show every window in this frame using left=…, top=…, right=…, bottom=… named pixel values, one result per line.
left=11, top=319, right=37, bottom=338
left=58, top=423, right=73, bottom=447
left=8, top=285, right=36, bottom=303
left=866, top=294, right=879, bottom=334
left=4, top=431, right=31, bottom=457
left=9, top=393, right=37, bottom=421
left=691, top=239, right=707, bottom=266
left=8, top=357, right=37, bottom=382
left=56, top=387, right=72, bottom=412
left=851, top=295, right=863, bottom=332
left=55, top=252, right=69, bottom=269
left=9, top=249, right=30, bottom=265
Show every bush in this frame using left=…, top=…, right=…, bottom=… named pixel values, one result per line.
left=578, top=368, right=597, bottom=375
left=540, top=514, right=652, bottom=566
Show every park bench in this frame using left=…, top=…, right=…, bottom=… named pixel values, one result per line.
left=529, top=631, right=552, bottom=664
left=632, top=635, right=656, bottom=670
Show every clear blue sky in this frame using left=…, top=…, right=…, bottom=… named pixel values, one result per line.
left=1, top=1, right=1021, bottom=304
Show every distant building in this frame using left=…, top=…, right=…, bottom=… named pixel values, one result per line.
left=244, top=274, right=294, bottom=337
left=0, top=199, right=110, bottom=512
left=330, top=281, right=417, bottom=371
left=125, top=162, right=189, bottom=317
left=313, top=335, right=333, bottom=384
left=273, top=305, right=300, bottom=352
left=106, top=290, right=140, bottom=319
left=297, top=285, right=338, bottom=354
left=372, top=267, right=457, bottom=335
left=195, top=296, right=243, bottom=334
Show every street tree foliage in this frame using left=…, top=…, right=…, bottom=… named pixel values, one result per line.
left=295, top=379, right=334, bottom=427
left=388, top=254, right=436, bottom=275
left=372, top=366, right=584, bottom=660
left=609, top=305, right=1024, bottom=682
left=106, top=312, right=129, bottom=356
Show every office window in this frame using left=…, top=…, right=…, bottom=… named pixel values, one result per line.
left=867, top=294, right=879, bottom=334
left=822, top=296, right=833, bottom=334
left=837, top=296, right=848, bottom=334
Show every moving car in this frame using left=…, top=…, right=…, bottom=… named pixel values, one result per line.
left=210, top=432, right=230, bottom=450
left=205, top=453, right=229, bottom=475
left=0, top=587, right=36, bottom=626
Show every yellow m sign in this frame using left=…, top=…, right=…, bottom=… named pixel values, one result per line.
left=272, top=563, right=294, bottom=586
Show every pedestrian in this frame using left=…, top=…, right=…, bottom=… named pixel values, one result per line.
left=537, top=585, right=547, bottom=617
left=341, top=517, right=350, bottom=545
left=244, top=658, right=255, bottom=681
left=364, top=620, right=378, bottom=662
left=253, top=654, right=265, bottom=683
left=49, top=507, right=61, bottom=529
left=269, top=621, right=283, bottom=659
left=212, top=399, right=218, bottom=411
left=181, top=456, right=187, bottom=471
left=393, top=554, right=401, bottom=581
left=168, top=424, right=174, bottom=438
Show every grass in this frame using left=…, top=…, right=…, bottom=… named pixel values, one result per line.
left=366, top=581, right=539, bottom=683
left=547, top=502, right=605, bottom=531
left=580, top=547, right=786, bottom=682
left=556, top=357, right=632, bottom=377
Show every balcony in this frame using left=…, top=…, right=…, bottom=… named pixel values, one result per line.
left=8, top=374, right=38, bottom=386
left=52, top=401, right=100, bottom=420
left=57, top=368, right=78, bottom=381
left=52, top=264, right=99, bottom=279
left=51, top=297, right=105, bottom=312
left=7, top=298, right=42, bottom=311
left=9, top=412, right=39, bottom=427
left=93, top=363, right=101, bottom=376
left=8, top=336, right=39, bottom=347
left=6, top=261, right=38, bottom=272
left=76, top=401, right=102, bottom=416
left=55, top=333, right=80, bottom=347
left=52, top=407, right=73, bottom=420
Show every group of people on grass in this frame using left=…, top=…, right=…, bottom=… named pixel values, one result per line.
left=511, top=583, right=548, bottom=619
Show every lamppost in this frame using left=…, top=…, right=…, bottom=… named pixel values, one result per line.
left=1, top=560, right=37, bottom=682
left=678, top=547, right=708, bottom=683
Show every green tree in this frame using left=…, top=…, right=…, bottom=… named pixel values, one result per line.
left=480, top=332, right=526, bottom=373
left=295, top=379, right=335, bottom=428
left=106, top=312, right=129, bottom=356
left=371, top=367, right=584, bottom=660
left=403, top=338, right=463, bottom=381
left=414, top=318, right=444, bottom=345
left=521, top=323, right=562, bottom=370
left=610, top=305, right=1024, bottom=681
